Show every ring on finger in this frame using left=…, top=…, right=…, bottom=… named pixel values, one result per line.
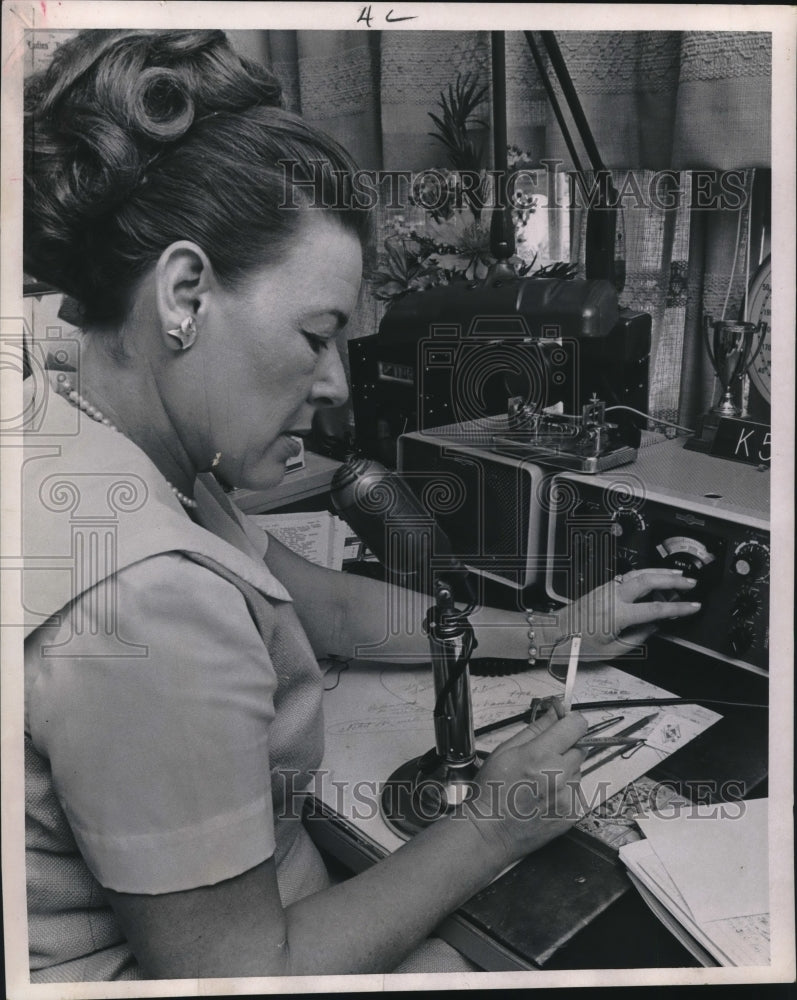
left=613, top=574, right=624, bottom=585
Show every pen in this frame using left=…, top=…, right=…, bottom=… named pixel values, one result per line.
left=476, top=735, right=644, bottom=763
left=580, top=712, right=659, bottom=771
left=576, top=714, right=629, bottom=756
left=474, top=706, right=623, bottom=743
left=586, top=715, right=625, bottom=735
left=574, top=736, right=645, bottom=749
left=563, top=633, right=581, bottom=713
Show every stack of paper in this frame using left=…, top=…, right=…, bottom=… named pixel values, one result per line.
left=250, top=511, right=351, bottom=570
left=619, top=798, right=770, bottom=966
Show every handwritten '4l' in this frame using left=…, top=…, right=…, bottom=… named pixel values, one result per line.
left=357, top=7, right=418, bottom=26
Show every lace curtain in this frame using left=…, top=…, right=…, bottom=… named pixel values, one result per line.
left=236, top=30, right=775, bottom=427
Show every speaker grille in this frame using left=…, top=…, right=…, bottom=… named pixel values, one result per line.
left=398, top=433, right=537, bottom=586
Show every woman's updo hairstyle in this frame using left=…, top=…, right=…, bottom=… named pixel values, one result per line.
left=24, top=30, right=369, bottom=326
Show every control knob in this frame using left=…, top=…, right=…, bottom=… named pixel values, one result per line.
left=732, top=541, right=769, bottom=581
left=611, top=511, right=647, bottom=575
left=732, top=591, right=761, bottom=619
left=611, top=509, right=647, bottom=538
left=729, top=621, right=756, bottom=655
left=655, top=535, right=716, bottom=601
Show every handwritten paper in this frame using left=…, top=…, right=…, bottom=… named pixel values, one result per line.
left=317, top=659, right=721, bottom=854
left=250, top=511, right=348, bottom=570
left=470, top=663, right=721, bottom=818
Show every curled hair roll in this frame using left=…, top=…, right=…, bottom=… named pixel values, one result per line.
left=24, top=30, right=368, bottom=325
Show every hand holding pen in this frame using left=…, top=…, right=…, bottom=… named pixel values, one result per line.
left=520, top=705, right=656, bottom=765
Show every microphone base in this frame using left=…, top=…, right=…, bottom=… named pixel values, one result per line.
left=380, top=752, right=481, bottom=839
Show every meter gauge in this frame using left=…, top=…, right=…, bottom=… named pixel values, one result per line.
left=655, top=535, right=715, bottom=576
left=653, top=534, right=721, bottom=602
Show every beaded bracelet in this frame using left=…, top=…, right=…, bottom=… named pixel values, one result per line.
left=525, top=610, right=539, bottom=666
left=525, top=608, right=579, bottom=672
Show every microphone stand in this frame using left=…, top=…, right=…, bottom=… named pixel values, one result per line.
left=329, top=454, right=484, bottom=839
left=380, top=578, right=481, bottom=838
left=380, top=35, right=514, bottom=835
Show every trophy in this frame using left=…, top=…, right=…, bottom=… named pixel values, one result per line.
left=687, top=315, right=764, bottom=451
left=704, top=315, right=764, bottom=417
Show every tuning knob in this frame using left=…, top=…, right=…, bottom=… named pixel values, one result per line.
left=611, top=509, right=647, bottom=538
left=661, top=551, right=703, bottom=579
left=729, top=621, right=756, bottom=655
left=615, top=554, right=637, bottom=575
left=732, top=591, right=761, bottom=619
left=655, top=536, right=715, bottom=601
left=732, top=541, right=769, bottom=581
left=656, top=552, right=709, bottom=604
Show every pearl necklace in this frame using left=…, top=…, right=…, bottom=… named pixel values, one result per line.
left=57, top=376, right=198, bottom=509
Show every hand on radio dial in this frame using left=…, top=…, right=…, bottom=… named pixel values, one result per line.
left=557, top=568, right=702, bottom=662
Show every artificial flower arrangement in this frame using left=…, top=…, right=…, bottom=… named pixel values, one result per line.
left=369, top=74, right=576, bottom=305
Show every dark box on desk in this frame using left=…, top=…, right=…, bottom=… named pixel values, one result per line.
left=349, top=278, right=651, bottom=467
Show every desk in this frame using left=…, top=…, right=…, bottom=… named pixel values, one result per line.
left=305, top=639, right=768, bottom=971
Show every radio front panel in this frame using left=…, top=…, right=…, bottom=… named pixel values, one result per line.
left=546, top=470, right=770, bottom=675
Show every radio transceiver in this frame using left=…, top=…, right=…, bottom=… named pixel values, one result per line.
left=546, top=439, right=769, bottom=674
left=399, top=429, right=769, bottom=675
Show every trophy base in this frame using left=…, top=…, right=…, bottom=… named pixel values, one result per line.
left=380, top=752, right=481, bottom=839
left=685, top=410, right=747, bottom=453
left=684, top=411, right=722, bottom=453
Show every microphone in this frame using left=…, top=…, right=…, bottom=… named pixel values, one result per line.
left=330, top=455, right=476, bottom=605
left=331, top=455, right=481, bottom=837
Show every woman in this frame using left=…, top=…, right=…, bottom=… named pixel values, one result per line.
left=22, top=29, right=700, bottom=981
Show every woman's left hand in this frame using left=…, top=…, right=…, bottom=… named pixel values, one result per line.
left=556, top=567, right=702, bottom=662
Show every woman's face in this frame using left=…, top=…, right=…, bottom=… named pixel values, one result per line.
left=196, top=213, right=362, bottom=490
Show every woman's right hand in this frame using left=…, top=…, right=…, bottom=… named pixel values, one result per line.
left=464, top=708, right=588, bottom=868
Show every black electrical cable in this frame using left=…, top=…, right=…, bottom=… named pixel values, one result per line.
left=432, top=620, right=477, bottom=720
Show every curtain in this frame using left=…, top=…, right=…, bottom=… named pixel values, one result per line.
left=230, top=29, right=772, bottom=429
left=231, top=30, right=771, bottom=171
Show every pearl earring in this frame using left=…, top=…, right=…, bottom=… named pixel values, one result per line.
left=166, top=315, right=197, bottom=350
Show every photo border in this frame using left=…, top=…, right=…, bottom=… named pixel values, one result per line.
left=2, top=3, right=794, bottom=996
